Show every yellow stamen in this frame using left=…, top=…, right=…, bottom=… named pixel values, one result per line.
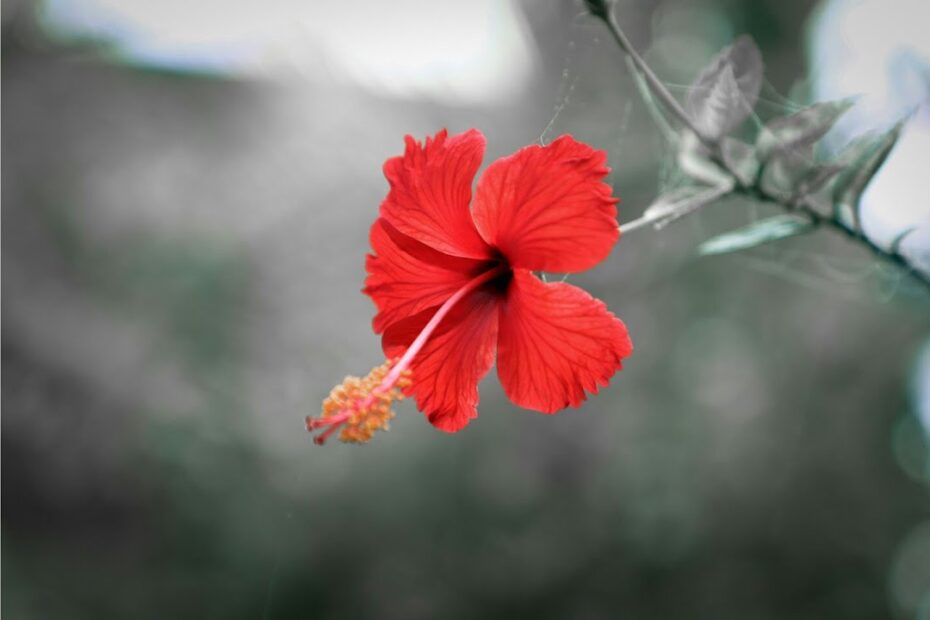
left=306, top=358, right=412, bottom=445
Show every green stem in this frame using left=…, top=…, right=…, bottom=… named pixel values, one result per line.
left=598, top=6, right=717, bottom=150
left=625, top=58, right=678, bottom=144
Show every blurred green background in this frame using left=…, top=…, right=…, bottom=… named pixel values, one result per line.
left=3, top=0, right=930, bottom=618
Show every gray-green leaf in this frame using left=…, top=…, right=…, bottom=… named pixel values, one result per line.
left=759, top=148, right=813, bottom=202
left=831, top=121, right=903, bottom=229
left=699, top=214, right=815, bottom=256
left=890, top=227, right=916, bottom=255
left=720, top=137, right=759, bottom=187
left=796, top=164, right=844, bottom=197
left=756, top=99, right=855, bottom=161
left=686, top=35, right=764, bottom=140
left=678, top=133, right=734, bottom=188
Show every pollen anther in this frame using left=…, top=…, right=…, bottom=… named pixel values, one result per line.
left=306, top=358, right=412, bottom=445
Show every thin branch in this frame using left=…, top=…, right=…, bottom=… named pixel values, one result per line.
left=618, top=214, right=658, bottom=235
left=820, top=214, right=930, bottom=289
left=596, top=6, right=717, bottom=150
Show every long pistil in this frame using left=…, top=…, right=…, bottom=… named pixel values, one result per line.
left=307, top=264, right=506, bottom=445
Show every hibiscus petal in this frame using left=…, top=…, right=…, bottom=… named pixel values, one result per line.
left=382, top=289, right=499, bottom=432
left=364, top=218, right=488, bottom=334
left=381, top=129, right=492, bottom=259
left=471, top=135, right=619, bottom=273
left=497, top=269, right=632, bottom=413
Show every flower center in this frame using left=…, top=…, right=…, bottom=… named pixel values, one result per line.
left=306, top=263, right=508, bottom=445
left=484, top=254, right=513, bottom=294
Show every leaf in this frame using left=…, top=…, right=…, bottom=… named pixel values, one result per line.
left=832, top=132, right=880, bottom=167
left=756, top=99, right=856, bottom=161
left=686, top=35, right=764, bottom=140
left=759, top=149, right=842, bottom=204
left=690, top=64, right=742, bottom=139
left=678, top=133, right=734, bottom=188
left=699, top=214, right=815, bottom=256
left=720, top=137, right=759, bottom=187
left=796, top=164, right=844, bottom=196
left=831, top=121, right=903, bottom=229
left=890, top=227, right=916, bottom=255
left=759, top=148, right=813, bottom=202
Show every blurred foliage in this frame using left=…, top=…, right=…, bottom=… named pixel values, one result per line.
left=3, top=1, right=929, bottom=619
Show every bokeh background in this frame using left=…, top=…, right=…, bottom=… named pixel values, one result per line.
left=4, top=0, right=930, bottom=618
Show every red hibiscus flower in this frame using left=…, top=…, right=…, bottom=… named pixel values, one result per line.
left=307, top=129, right=632, bottom=444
